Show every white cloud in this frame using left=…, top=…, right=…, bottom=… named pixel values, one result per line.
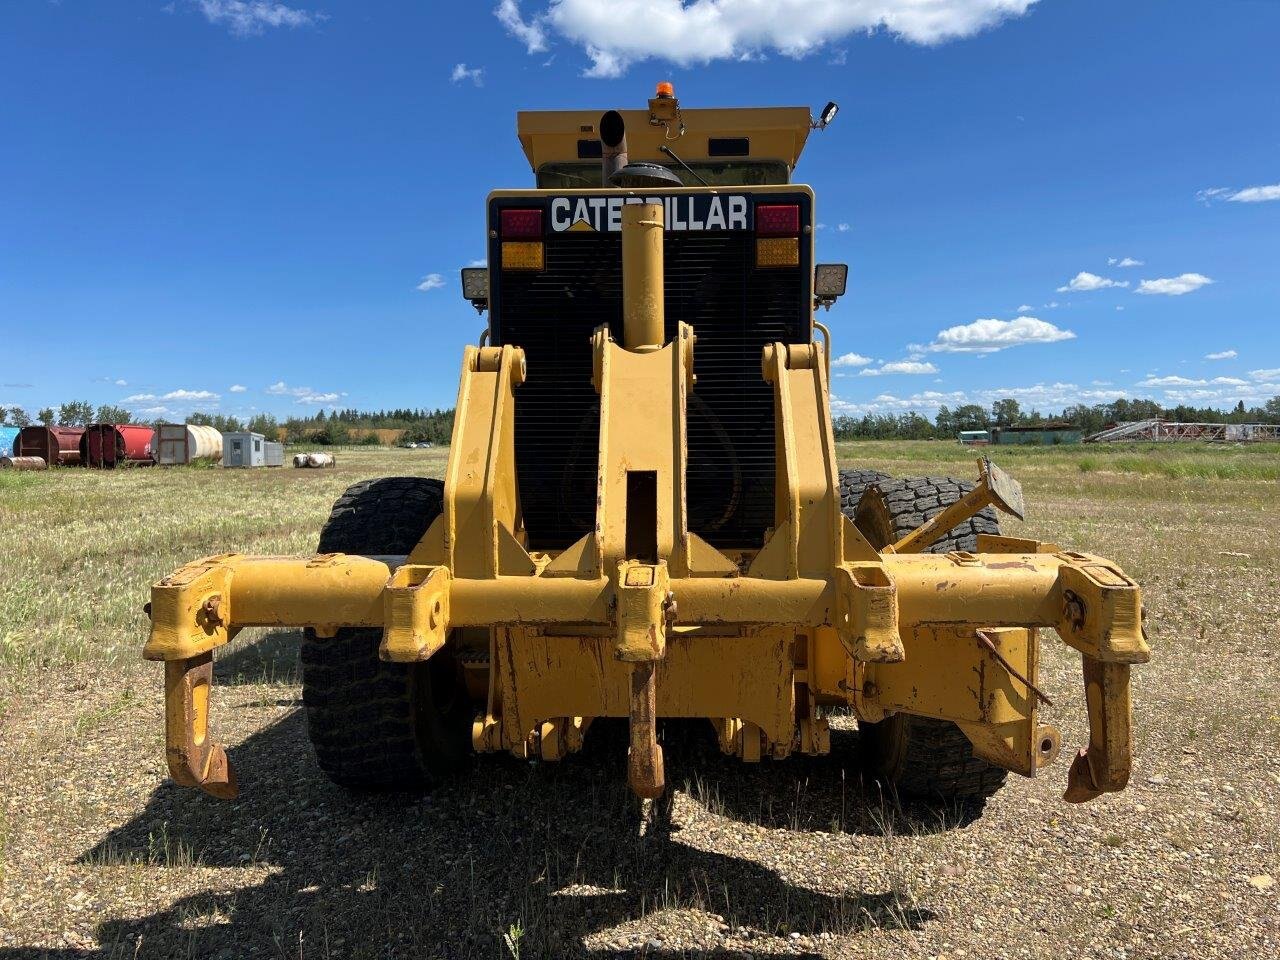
left=265, top=380, right=346, bottom=404
left=1200, top=183, right=1280, bottom=204
left=1159, top=380, right=1280, bottom=405
left=161, top=389, right=219, bottom=401
left=830, top=381, right=1131, bottom=417
left=1196, top=187, right=1232, bottom=205
left=508, top=0, right=1039, bottom=78
left=467, top=259, right=487, bottom=267
left=977, top=382, right=1127, bottom=407
left=1135, top=273, right=1213, bottom=296
left=114, top=378, right=128, bottom=386
left=1108, top=257, right=1143, bottom=268
left=194, top=1, right=323, bottom=36
left=837, top=223, right=850, bottom=232
left=831, top=390, right=967, bottom=417
left=1139, top=375, right=1205, bottom=387
left=1042, top=301, right=1060, bottom=309
left=1227, top=183, right=1280, bottom=203
left=496, top=0, right=549, bottom=54
left=229, top=384, right=248, bottom=392
left=1204, top=350, right=1237, bottom=361
left=831, top=352, right=874, bottom=368
left=1249, top=368, right=1280, bottom=381
left=450, top=63, right=485, bottom=86
left=1057, top=271, right=1128, bottom=293
left=417, top=273, right=446, bottom=292
left=1016, top=304, right=1033, bottom=312
left=123, top=393, right=156, bottom=402
left=859, top=360, right=939, bottom=376
left=133, top=406, right=177, bottom=418
left=927, top=316, right=1075, bottom=353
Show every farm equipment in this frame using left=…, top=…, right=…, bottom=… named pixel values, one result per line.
left=145, top=85, right=1148, bottom=807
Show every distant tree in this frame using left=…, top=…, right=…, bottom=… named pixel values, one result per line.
left=94, top=404, right=133, bottom=425
left=58, top=400, right=96, bottom=427
left=991, top=398, right=1021, bottom=426
left=37, top=407, right=55, bottom=425
left=934, top=405, right=954, bottom=437
left=308, top=419, right=349, bottom=445
left=952, top=404, right=990, bottom=432
left=1265, top=396, right=1280, bottom=420
left=247, top=413, right=280, bottom=437
left=3, top=406, right=31, bottom=427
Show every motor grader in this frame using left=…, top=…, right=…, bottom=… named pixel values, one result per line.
left=145, top=84, right=1148, bottom=807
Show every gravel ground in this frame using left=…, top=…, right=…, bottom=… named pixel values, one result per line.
left=2, top=455, right=1277, bottom=959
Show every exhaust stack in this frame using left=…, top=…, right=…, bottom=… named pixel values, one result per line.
left=600, top=110, right=628, bottom=183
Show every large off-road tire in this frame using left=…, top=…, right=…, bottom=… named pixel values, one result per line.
left=300, top=477, right=473, bottom=791
left=854, top=475, right=1008, bottom=801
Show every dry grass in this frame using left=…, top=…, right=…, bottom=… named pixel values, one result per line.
left=1, top=442, right=1278, bottom=958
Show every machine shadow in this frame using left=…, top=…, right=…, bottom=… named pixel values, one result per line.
left=213, top=628, right=302, bottom=686
left=650, top=721, right=990, bottom=837
left=25, top=707, right=946, bottom=958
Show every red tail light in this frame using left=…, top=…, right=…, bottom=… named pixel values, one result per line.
left=755, top=204, right=799, bottom=237
left=501, top=208, right=543, bottom=239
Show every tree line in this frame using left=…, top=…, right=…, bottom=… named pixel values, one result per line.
left=0, top=403, right=453, bottom=446
left=0, top=402, right=134, bottom=428
left=7, top=395, right=1278, bottom=444
left=833, top=395, right=1280, bottom=441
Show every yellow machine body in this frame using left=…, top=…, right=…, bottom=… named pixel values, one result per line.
left=146, top=90, right=1148, bottom=805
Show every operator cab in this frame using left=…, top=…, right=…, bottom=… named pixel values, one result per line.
left=518, top=83, right=815, bottom=188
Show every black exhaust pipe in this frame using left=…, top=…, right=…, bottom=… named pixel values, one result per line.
left=600, top=110, right=628, bottom=183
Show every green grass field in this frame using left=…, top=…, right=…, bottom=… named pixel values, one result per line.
left=1, top=440, right=1277, bottom=958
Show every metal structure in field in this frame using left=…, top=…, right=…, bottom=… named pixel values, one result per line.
left=221, top=431, right=284, bottom=468
left=15, top=425, right=84, bottom=466
left=154, top=423, right=223, bottom=465
left=145, top=86, right=1148, bottom=810
left=1085, top=420, right=1280, bottom=443
left=81, top=423, right=154, bottom=467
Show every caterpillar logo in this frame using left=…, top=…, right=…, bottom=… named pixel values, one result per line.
left=549, top=195, right=753, bottom=233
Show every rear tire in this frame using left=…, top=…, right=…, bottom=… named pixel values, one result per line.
left=853, top=475, right=1008, bottom=801
left=300, top=477, right=473, bottom=791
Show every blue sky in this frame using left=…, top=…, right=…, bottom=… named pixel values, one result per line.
left=2, top=0, right=1277, bottom=423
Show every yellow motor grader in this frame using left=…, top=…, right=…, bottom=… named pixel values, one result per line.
left=145, top=85, right=1147, bottom=806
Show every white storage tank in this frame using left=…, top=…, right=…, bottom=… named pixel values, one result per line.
left=153, top=423, right=223, bottom=465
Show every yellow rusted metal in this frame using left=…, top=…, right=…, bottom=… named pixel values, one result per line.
left=615, top=560, right=670, bottom=661
left=621, top=202, right=665, bottom=352
left=1063, top=657, right=1134, bottom=802
left=383, top=564, right=451, bottom=662
left=164, top=654, right=237, bottom=799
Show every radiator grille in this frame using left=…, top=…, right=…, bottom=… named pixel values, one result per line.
left=491, top=202, right=810, bottom=551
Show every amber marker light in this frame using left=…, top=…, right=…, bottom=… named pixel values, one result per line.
left=502, top=241, right=545, bottom=271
